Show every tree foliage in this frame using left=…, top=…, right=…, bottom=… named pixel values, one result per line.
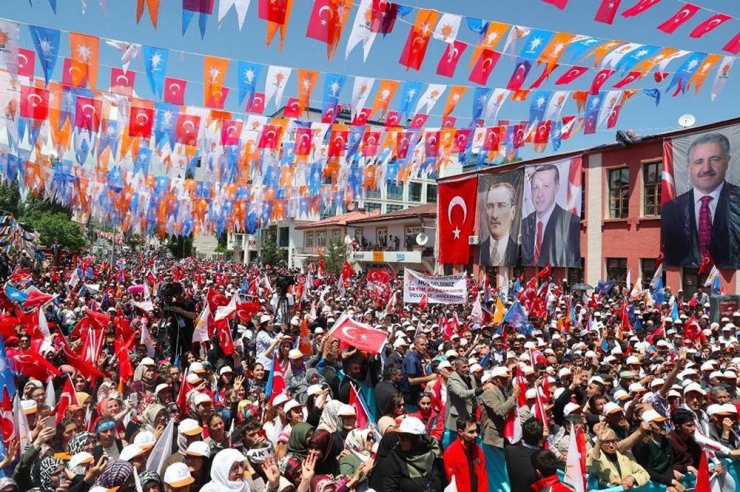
left=324, top=237, right=348, bottom=275
left=260, top=236, right=285, bottom=266
left=0, top=181, right=21, bottom=217
left=166, top=235, right=193, bottom=258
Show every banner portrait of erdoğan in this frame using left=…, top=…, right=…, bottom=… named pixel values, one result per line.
left=662, top=123, right=740, bottom=269
left=520, top=157, right=582, bottom=268
left=437, top=176, right=478, bottom=264
left=477, top=169, right=524, bottom=267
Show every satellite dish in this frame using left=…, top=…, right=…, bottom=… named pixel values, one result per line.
left=344, top=235, right=353, bottom=245
left=416, top=232, right=429, bottom=246
left=678, top=114, right=696, bottom=128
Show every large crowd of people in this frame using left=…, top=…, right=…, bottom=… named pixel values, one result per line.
left=0, top=247, right=738, bottom=492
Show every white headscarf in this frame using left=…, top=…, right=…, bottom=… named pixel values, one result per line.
left=200, top=449, right=251, bottom=492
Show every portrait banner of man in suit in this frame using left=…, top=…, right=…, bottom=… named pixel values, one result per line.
left=662, top=126, right=740, bottom=268
left=478, top=169, right=524, bottom=267
left=520, top=158, right=582, bottom=267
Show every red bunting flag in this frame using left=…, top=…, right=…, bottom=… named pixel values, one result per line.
left=221, top=119, right=243, bottom=146
left=436, top=40, right=467, bottom=78
left=723, top=33, right=740, bottom=55
left=555, top=66, right=588, bottom=85
left=613, top=71, right=643, bottom=88
left=258, top=0, right=288, bottom=23
left=74, top=95, right=102, bottom=132
left=18, top=48, right=35, bottom=78
left=657, top=4, right=700, bottom=34
left=594, top=0, right=622, bottom=24
left=369, top=0, right=398, bottom=33
left=129, top=105, right=155, bottom=138
left=690, top=14, right=731, bottom=39
left=399, top=10, right=440, bottom=71
left=176, top=114, right=200, bottom=146
left=469, top=49, right=500, bottom=85
left=351, top=107, right=371, bottom=126
left=590, top=69, right=614, bottom=94
left=542, top=0, right=568, bottom=8
left=20, top=86, right=49, bottom=121
left=164, top=78, right=187, bottom=105
left=110, top=68, right=135, bottom=97
left=294, top=127, right=312, bottom=155
left=306, top=0, right=353, bottom=60
left=438, top=176, right=477, bottom=264
left=622, top=0, right=661, bottom=17
left=409, top=113, right=429, bottom=129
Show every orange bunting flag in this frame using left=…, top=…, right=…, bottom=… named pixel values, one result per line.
left=370, top=80, right=399, bottom=118
left=590, top=39, right=623, bottom=67
left=296, top=69, right=319, bottom=110
left=135, top=0, right=160, bottom=28
left=538, top=32, right=575, bottom=71
left=443, top=85, right=467, bottom=117
left=203, top=56, right=230, bottom=108
left=632, top=47, right=680, bottom=74
left=686, top=54, right=721, bottom=93
left=68, top=32, right=100, bottom=89
left=469, top=21, right=509, bottom=68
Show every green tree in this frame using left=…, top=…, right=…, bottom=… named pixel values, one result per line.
left=0, top=180, right=21, bottom=217
left=22, top=210, right=86, bottom=250
left=324, top=237, right=348, bottom=275
left=260, top=236, right=285, bottom=266
left=166, top=235, right=193, bottom=258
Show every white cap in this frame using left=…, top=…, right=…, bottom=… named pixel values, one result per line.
left=284, top=399, right=303, bottom=414
left=721, top=403, right=738, bottom=414
left=307, top=384, right=323, bottom=397
left=614, top=389, right=630, bottom=401
left=218, top=366, right=233, bottom=375
left=628, top=383, right=645, bottom=393
left=470, top=363, right=483, bottom=373
left=338, top=404, right=357, bottom=417
left=189, top=362, right=205, bottom=374
left=701, top=362, right=716, bottom=371
left=186, top=373, right=202, bottom=385
left=288, top=349, right=304, bottom=360
left=564, top=402, right=582, bottom=416
left=710, top=371, right=724, bottom=380
left=393, top=338, right=409, bottom=349
left=185, top=441, right=211, bottom=457
left=21, top=400, right=37, bottom=415
left=650, top=378, right=665, bottom=389
left=481, top=373, right=493, bottom=385
left=707, top=404, right=726, bottom=416
left=164, top=462, right=195, bottom=487
left=134, top=431, right=156, bottom=450
left=155, top=383, right=172, bottom=395
left=525, top=388, right=539, bottom=400
left=260, top=314, right=272, bottom=324
left=626, top=356, right=641, bottom=365
left=491, top=367, right=511, bottom=378
left=194, top=394, right=212, bottom=406
left=684, top=383, right=706, bottom=396
left=642, top=409, right=667, bottom=423
left=438, top=361, right=452, bottom=371
left=558, top=368, right=572, bottom=378
left=272, top=393, right=290, bottom=407
left=315, top=327, right=324, bottom=334
left=120, top=444, right=146, bottom=462
left=603, top=402, right=623, bottom=415
left=69, top=451, right=94, bottom=469
left=140, top=357, right=155, bottom=366
left=178, top=418, right=203, bottom=436
left=398, top=416, right=426, bottom=435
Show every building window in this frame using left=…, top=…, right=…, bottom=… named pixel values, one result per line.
left=316, top=231, right=327, bottom=248
left=304, top=232, right=314, bottom=248
left=427, top=184, right=437, bottom=203
left=682, top=268, right=699, bottom=297
left=366, top=188, right=381, bottom=199
left=331, top=229, right=342, bottom=242
left=409, top=182, right=423, bottom=202
left=606, top=257, right=627, bottom=283
left=608, top=168, right=629, bottom=219
left=376, top=227, right=388, bottom=248
left=365, top=202, right=381, bottom=213
left=386, top=204, right=403, bottom=213
left=278, top=227, right=289, bottom=248
left=567, top=258, right=585, bottom=285
left=405, top=226, right=422, bottom=249
left=386, top=181, right=404, bottom=200
left=643, top=161, right=662, bottom=216
left=641, top=258, right=658, bottom=285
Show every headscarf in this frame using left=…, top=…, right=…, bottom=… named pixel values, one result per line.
left=344, top=428, right=373, bottom=462
left=138, top=470, right=162, bottom=488
left=392, top=435, right=439, bottom=479
left=287, top=422, right=314, bottom=461
left=311, top=475, right=335, bottom=492
left=308, top=429, right=334, bottom=461
left=200, top=449, right=251, bottom=492
left=316, top=399, right=342, bottom=433
left=0, top=477, right=17, bottom=491
left=139, top=403, right=165, bottom=433
left=94, top=459, right=134, bottom=489
left=38, top=457, right=64, bottom=492
left=67, top=431, right=93, bottom=455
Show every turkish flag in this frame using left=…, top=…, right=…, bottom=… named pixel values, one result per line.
left=258, top=0, right=288, bottom=24
left=295, top=127, right=312, bottom=155
left=594, top=0, right=622, bottom=24
left=214, top=318, right=234, bottom=356
left=437, top=40, right=467, bottom=78
left=328, top=128, right=347, bottom=157
left=482, top=127, right=501, bottom=152
left=657, top=4, right=700, bottom=34
left=164, top=78, right=187, bottom=105
left=613, top=71, right=643, bottom=88
left=221, top=119, right=243, bottom=146
left=453, top=128, right=471, bottom=153
left=424, top=131, right=440, bottom=158
left=23, top=288, right=54, bottom=310
left=250, top=93, right=265, bottom=114
left=607, top=103, right=623, bottom=128
left=385, top=111, right=400, bottom=127
left=409, top=113, right=429, bottom=129
left=590, top=69, right=614, bottom=94
left=622, top=0, right=661, bottom=17
left=236, top=301, right=260, bottom=323
left=306, top=0, right=337, bottom=42
left=690, top=14, right=731, bottom=38
left=370, top=0, right=398, bottom=33
left=349, top=384, right=370, bottom=429
left=283, top=98, right=301, bottom=118
left=20, top=86, right=49, bottom=121
left=10, top=350, right=61, bottom=381
left=351, top=107, right=371, bottom=126
left=438, top=176, right=477, bottom=264
left=129, top=105, right=155, bottom=138
left=206, top=86, right=229, bottom=109
left=74, top=95, right=102, bottom=132
left=542, top=0, right=568, bottom=8
left=561, top=115, right=577, bottom=139
left=513, top=122, right=527, bottom=149
left=724, top=33, right=740, bottom=55
left=506, top=59, right=532, bottom=90
left=327, top=313, right=388, bottom=354
left=361, top=131, right=380, bottom=157
left=55, top=376, right=79, bottom=424
left=399, top=26, right=431, bottom=71
left=442, top=116, right=457, bottom=128
left=110, top=68, right=135, bottom=96
left=534, top=120, right=551, bottom=144
left=176, top=114, right=201, bottom=146
left=259, top=124, right=281, bottom=149
left=555, top=66, right=588, bottom=85
left=469, top=49, right=500, bottom=85
left=397, top=131, right=412, bottom=159
left=62, top=58, right=88, bottom=88
left=18, top=48, right=34, bottom=78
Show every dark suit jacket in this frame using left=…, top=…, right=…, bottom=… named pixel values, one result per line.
left=661, top=182, right=740, bottom=269
left=479, top=236, right=519, bottom=266
left=505, top=443, right=540, bottom=492
left=521, top=204, right=581, bottom=267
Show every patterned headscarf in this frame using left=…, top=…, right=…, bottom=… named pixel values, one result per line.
left=67, top=431, right=93, bottom=455
left=138, top=470, right=162, bottom=487
left=38, top=457, right=64, bottom=492
left=94, top=459, right=133, bottom=488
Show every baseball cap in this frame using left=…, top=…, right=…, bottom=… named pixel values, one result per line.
left=491, top=367, right=510, bottom=378
left=288, top=349, right=304, bottom=360
left=164, top=462, right=195, bottom=487
left=155, top=383, right=172, bottom=395
left=393, top=338, right=409, bottom=349
left=564, top=402, right=582, bottom=416
left=684, top=383, right=706, bottom=396
left=437, top=360, right=452, bottom=371
left=69, top=452, right=94, bottom=470
left=184, top=441, right=211, bottom=458
left=338, top=404, right=357, bottom=417
left=398, top=416, right=426, bottom=435
left=259, top=315, right=271, bottom=324
left=642, top=409, right=667, bottom=423
left=189, top=362, right=205, bottom=374
left=306, top=384, right=323, bottom=397
left=194, top=394, right=212, bottom=406
left=284, top=399, right=303, bottom=414
left=178, top=418, right=203, bottom=436
left=120, top=444, right=146, bottom=462
left=218, top=366, right=233, bottom=375
left=272, top=393, right=290, bottom=407
left=186, top=373, right=203, bottom=385
left=134, top=431, right=156, bottom=450
left=603, top=402, right=623, bottom=415
left=613, top=389, right=631, bottom=401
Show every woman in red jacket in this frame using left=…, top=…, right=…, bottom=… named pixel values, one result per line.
left=409, top=393, right=445, bottom=445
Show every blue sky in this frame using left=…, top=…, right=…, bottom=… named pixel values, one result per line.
left=0, top=0, right=738, bottom=158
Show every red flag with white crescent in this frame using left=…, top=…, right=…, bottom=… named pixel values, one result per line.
left=555, top=66, right=588, bottom=85
left=723, top=33, right=740, bottom=55
left=657, top=4, right=700, bottom=34
left=327, top=313, right=388, bottom=354
left=594, top=0, right=622, bottom=24
left=438, top=177, right=478, bottom=264
left=689, top=14, right=731, bottom=39
left=164, top=77, right=187, bottom=105
left=55, top=376, right=79, bottom=424
left=437, top=40, right=467, bottom=78
left=622, top=0, right=661, bottom=17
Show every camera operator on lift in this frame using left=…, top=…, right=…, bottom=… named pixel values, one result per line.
left=271, top=272, right=295, bottom=328
left=158, top=281, right=197, bottom=364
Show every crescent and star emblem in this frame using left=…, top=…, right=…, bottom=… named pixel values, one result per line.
left=447, top=196, right=467, bottom=239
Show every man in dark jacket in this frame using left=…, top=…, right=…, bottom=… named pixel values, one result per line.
left=505, top=418, right=544, bottom=492
left=383, top=416, right=446, bottom=492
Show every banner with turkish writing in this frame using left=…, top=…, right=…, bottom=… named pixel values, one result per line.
left=438, top=176, right=477, bottom=264
left=403, top=268, right=467, bottom=305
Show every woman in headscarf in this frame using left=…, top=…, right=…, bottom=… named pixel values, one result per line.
left=200, top=448, right=250, bottom=492
left=0, top=477, right=18, bottom=492
left=279, top=422, right=314, bottom=486
left=139, top=403, right=167, bottom=435
left=338, top=428, right=377, bottom=491
left=382, top=416, right=445, bottom=492
left=94, top=459, right=135, bottom=491
left=316, top=399, right=343, bottom=433
left=35, top=457, right=66, bottom=492
left=67, top=432, right=95, bottom=456
left=308, top=429, right=338, bottom=477
left=139, top=470, right=163, bottom=492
